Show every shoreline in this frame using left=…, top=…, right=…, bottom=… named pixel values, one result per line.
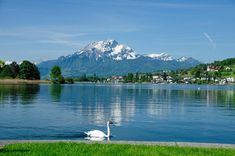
left=0, top=79, right=234, bottom=86
left=0, top=79, right=50, bottom=84
left=76, top=81, right=235, bottom=85
left=0, top=140, right=235, bottom=149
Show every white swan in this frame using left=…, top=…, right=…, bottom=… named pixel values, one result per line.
left=85, top=121, right=114, bottom=138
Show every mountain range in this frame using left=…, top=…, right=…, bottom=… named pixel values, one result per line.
left=38, top=39, right=201, bottom=77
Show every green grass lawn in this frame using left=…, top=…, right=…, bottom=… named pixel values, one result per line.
left=0, top=142, right=235, bottom=156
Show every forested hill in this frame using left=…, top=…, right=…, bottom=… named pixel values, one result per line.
left=212, top=58, right=235, bottom=66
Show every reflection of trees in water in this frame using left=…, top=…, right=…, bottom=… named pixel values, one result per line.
left=172, top=90, right=235, bottom=108
left=50, top=84, right=63, bottom=102
left=0, top=84, right=40, bottom=104
left=19, top=85, right=40, bottom=104
left=52, top=84, right=235, bottom=126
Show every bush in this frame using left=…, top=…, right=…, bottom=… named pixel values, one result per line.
left=58, top=76, right=65, bottom=84
left=65, top=78, right=74, bottom=84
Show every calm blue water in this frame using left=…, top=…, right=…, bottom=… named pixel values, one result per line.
left=0, top=83, right=235, bottom=143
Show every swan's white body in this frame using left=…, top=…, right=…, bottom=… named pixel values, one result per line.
left=85, top=130, right=108, bottom=138
left=85, top=121, right=112, bottom=138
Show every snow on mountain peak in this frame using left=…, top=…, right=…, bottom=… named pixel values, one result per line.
left=145, top=53, right=174, bottom=61
left=92, top=39, right=118, bottom=52
left=177, top=56, right=189, bottom=62
left=145, top=53, right=193, bottom=62
left=78, top=39, right=138, bottom=60
left=63, top=40, right=196, bottom=63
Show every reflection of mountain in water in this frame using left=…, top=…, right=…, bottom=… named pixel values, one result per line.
left=48, top=84, right=235, bottom=126
left=0, top=85, right=40, bottom=105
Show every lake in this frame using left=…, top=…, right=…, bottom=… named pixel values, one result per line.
left=0, top=83, right=235, bottom=143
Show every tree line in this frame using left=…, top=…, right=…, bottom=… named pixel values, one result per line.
left=123, top=72, right=153, bottom=83
left=0, top=60, right=40, bottom=80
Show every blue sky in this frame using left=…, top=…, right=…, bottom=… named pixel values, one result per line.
left=0, top=0, right=235, bottom=63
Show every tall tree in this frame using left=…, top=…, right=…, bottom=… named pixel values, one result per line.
left=19, top=61, right=40, bottom=80
left=50, top=66, right=64, bottom=84
left=50, top=66, right=62, bottom=79
left=9, top=61, right=20, bottom=78
left=0, top=65, right=14, bottom=78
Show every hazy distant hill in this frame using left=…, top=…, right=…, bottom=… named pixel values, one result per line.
left=38, top=39, right=201, bottom=78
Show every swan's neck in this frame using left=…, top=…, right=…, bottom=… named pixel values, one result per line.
left=106, top=123, right=110, bottom=137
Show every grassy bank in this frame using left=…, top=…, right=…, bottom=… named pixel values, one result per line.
left=0, top=79, right=50, bottom=84
left=0, top=142, right=235, bottom=156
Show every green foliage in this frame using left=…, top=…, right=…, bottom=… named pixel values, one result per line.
left=0, top=61, right=40, bottom=80
left=50, top=66, right=66, bottom=84
left=58, top=75, right=65, bottom=84
left=73, top=74, right=106, bottom=82
left=124, top=73, right=134, bottom=82
left=65, top=78, right=74, bottom=84
left=134, top=72, right=139, bottom=82
left=9, top=61, right=20, bottom=78
left=0, top=65, right=14, bottom=78
left=50, top=66, right=62, bottom=79
left=0, top=60, right=5, bottom=70
left=213, top=58, right=235, bottom=66
left=79, top=74, right=89, bottom=81
left=122, top=72, right=153, bottom=83
left=19, top=61, right=40, bottom=80
left=120, top=56, right=235, bottom=84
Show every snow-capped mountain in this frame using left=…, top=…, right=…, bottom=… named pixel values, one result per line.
left=145, top=53, right=174, bottom=61
left=145, top=53, right=195, bottom=62
left=38, top=39, right=201, bottom=77
left=59, top=39, right=139, bottom=61
left=81, top=39, right=138, bottom=60
left=177, top=56, right=188, bottom=62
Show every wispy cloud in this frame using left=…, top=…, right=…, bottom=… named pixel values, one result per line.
left=0, top=27, right=89, bottom=48
left=36, top=31, right=88, bottom=47
left=0, top=25, right=142, bottom=49
left=0, top=31, right=21, bottom=36
left=92, top=0, right=224, bottom=9
left=203, top=32, right=216, bottom=49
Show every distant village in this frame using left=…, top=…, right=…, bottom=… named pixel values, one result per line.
left=105, top=65, right=235, bottom=85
